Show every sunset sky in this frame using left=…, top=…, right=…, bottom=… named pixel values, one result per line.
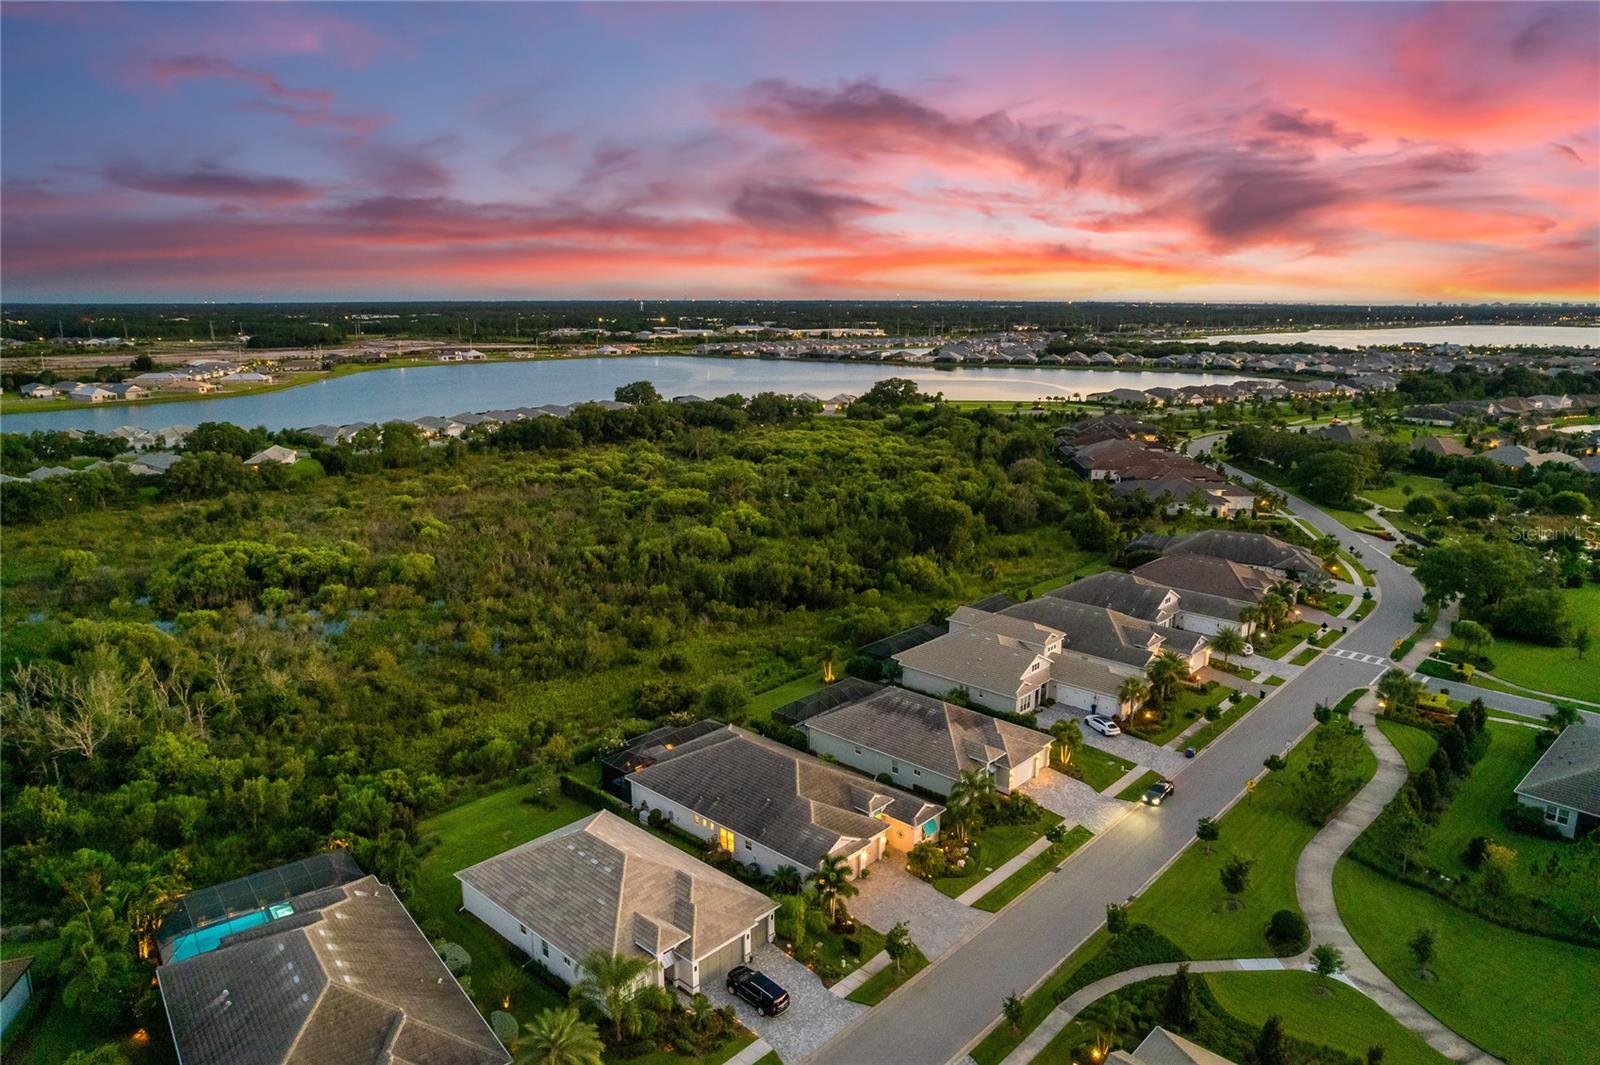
left=3, top=1, right=1597, bottom=302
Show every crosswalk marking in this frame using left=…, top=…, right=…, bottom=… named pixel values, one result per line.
left=1329, top=649, right=1388, bottom=666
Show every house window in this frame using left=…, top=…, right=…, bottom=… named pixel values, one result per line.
left=854, top=746, right=862, bottom=754
left=540, top=940, right=549, bottom=958
left=745, top=840, right=753, bottom=850
left=912, top=768, right=921, bottom=776
left=891, top=761, right=899, bottom=773
left=1545, top=803, right=1571, bottom=826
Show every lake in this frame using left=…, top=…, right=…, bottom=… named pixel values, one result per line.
left=1199, top=325, right=1600, bottom=349
left=0, top=357, right=1262, bottom=433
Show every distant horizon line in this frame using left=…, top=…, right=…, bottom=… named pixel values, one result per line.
left=3, top=298, right=1598, bottom=309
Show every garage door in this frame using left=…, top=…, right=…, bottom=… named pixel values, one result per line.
left=698, top=928, right=752, bottom=984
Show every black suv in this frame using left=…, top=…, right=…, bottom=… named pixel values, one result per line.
left=1142, top=779, right=1176, bottom=806
left=726, top=966, right=790, bottom=1016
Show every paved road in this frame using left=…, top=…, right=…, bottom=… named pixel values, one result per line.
left=806, top=440, right=1426, bottom=1065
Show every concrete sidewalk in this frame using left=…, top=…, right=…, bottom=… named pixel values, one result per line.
left=956, top=837, right=1052, bottom=906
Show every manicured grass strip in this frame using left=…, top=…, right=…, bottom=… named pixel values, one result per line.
left=748, top=1053, right=781, bottom=1065
left=1186, top=695, right=1260, bottom=752
left=1352, top=599, right=1376, bottom=620
left=1067, top=746, right=1136, bottom=792
left=1375, top=717, right=1436, bottom=774
left=1394, top=607, right=1438, bottom=661
left=1289, top=647, right=1319, bottom=666
left=1205, top=971, right=1449, bottom=1065
left=1340, top=550, right=1375, bottom=587
left=1131, top=686, right=1226, bottom=746
left=629, top=1032, right=759, bottom=1065
left=1212, top=662, right=1259, bottom=680
left=973, top=826, right=1094, bottom=913
left=1334, top=688, right=1365, bottom=712
left=1116, top=770, right=1164, bottom=802
left=1129, top=722, right=1375, bottom=960
left=1313, top=627, right=1341, bottom=648
left=931, top=812, right=1064, bottom=898
left=1318, top=591, right=1354, bottom=615
left=1334, top=859, right=1600, bottom=1065
left=1257, top=621, right=1319, bottom=660
left=1263, top=675, right=1285, bottom=686
left=845, top=945, right=930, bottom=1006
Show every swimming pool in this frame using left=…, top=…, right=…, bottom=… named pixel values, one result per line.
left=165, top=908, right=275, bottom=962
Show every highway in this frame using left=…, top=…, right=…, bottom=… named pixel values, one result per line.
left=806, top=437, right=1425, bottom=1065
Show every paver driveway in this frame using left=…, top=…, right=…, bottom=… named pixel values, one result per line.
left=1020, top=768, right=1127, bottom=833
left=1036, top=704, right=1191, bottom=778
left=849, top=855, right=988, bottom=960
left=706, top=944, right=866, bottom=1064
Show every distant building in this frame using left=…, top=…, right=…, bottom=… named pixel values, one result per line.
left=1, top=957, right=33, bottom=1035
left=1513, top=724, right=1599, bottom=839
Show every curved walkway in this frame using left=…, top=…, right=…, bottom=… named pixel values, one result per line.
left=1293, top=696, right=1500, bottom=1064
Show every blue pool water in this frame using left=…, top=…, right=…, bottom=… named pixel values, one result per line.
left=166, top=909, right=271, bottom=962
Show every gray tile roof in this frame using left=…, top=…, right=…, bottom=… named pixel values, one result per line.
left=157, top=874, right=508, bottom=1065
left=457, top=811, right=774, bottom=969
left=626, top=725, right=942, bottom=869
left=1132, top=554, right=1277, bottom=604
left=894, top=628, right=1051, bottom=696
left=999, top=599, right=1173, bottom=669
left=1131, top=530, right=1323, bottom=578
left=803, top=687, right=1051, bottom=779
left=1514, top=724, right=1600, bottom=816
left=1046, top=572, right=1179, bottom=624
left=1048, top=655, right=1129, bottom=697
left=947, top=605, right=1061, bottom=649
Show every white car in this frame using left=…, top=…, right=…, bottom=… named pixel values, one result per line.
left=1086, top=714, right=1122, bottom=736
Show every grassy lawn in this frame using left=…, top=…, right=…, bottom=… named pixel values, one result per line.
left=1376, top=717, right=1437, bottom=773
left=1211, top=661, right=1258, bottom=680
left=1128, top=725, right=1376, bottom=960
left=931, top=811, right=1065, bottom=899
left=1317, top=591, right=1354, bottom=616
left=1205, top=971, right=1448, bottom=1065
left=1363, top=473, right=1450, bottom=511
left=1421, top=723, right=1569, bottom=894
left=973, top=826, right=1094, bottom=913
left=1334, top=859, right=1599, bottom=1065
left=1477, top=583, right=1600, bottom=702
left=1353, top=599, right=1376, bottom=620
left=1185, top=694, right=1261, bottom=752
left=745, top=673, right=826, bottom=724
left=1256, top=621, right=1319, bottom=660
left=1289, top=646, right=1319, bottom=666
left=845, top=944, right=929, bottom=1005
left=1066, top=746, right=1137, bottom=792
left=1312, top=627, right=1342, bottom=648
left=1116, top=770, right=1165, bottom=802
left=1263, top=674, right=1285, bottom=685
left=1026, top=553, right=1115, bottom=596
left=1340, top=551, right=1375, bottom=587
left=414, top=781, right=596, bottom=1020
left=1129, top=685, right=1225, bottom=746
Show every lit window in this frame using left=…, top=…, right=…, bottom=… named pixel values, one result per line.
left=745, top=841, right=752, bottom=850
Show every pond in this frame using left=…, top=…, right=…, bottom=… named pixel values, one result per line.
left=0, top=356, right=1263, bottom=433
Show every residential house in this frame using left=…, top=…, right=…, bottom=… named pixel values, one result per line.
left=801, top=686, right=1053, bottom=796
left=1047, top=570, right=1255, bottom=638
left=244, top=445, right=300, bottom=466
left=1, top=957, right=33, bottom=1035
left=156, top=852, right=508, bottom=1065
left=20, top=383, right=56, bottom=399
left=1090, top=387, right=1155, bottom=407
left=104, top=383, right=150, bottom=400
left=125, top=451, right=184, bottom=477
left=458, top=811, right=776, bottom=994
left=1110, top=1026, right=1236, bottom=1065
left=1055, top=413, right=1162, bottom=447
left=1411, top=435, right=1472, bottom=459
left=1110, top=476, right=1256, bottom=518
left=67, top=384, right=115, bottom=403
left=1512, top=724, right=1599, bottom=839
left=26, top=466, right=74, bottom=481
left=1127, top=530, right=1325, bottom=581
left=1309, top=423, right=1379, bottom=444
left=1131, top=553, right=1282, bottom=606
left=895, top=606, right=1062, bottom=714
left=623, top=723, right=943, bottom=875
left=1002, top=598, right=1211, bottom=677
left=1479, top=445, right=1581, bottom=470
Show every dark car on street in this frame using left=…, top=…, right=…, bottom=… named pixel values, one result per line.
left=726, top=965, right=790, bottom=1016
left=1142, top=779, right=1176, bottom=806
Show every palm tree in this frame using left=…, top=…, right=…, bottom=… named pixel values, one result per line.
left=1146, top=651, right=1188, bottom=707
left=518, top=1006, right=604, bottom=1065
left=814, top=853, right=858, bottom=920
left=1117, top=674, right=1150, bottom=717
left=1048, top=718, right=1083, bottom=768
left=945, top=768, right=997, bottom=845
left=1238, top=604, right=1264, bottom=636
left=1210, top=627, right=1245, bottom=668
left=1258, top=591, right=1291, bottom=633
left=569, top=950, right=652, bottom=1043
left=767, top=865, right=803, bottom=897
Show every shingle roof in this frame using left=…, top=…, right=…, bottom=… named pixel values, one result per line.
left=1045, top=572, right=1179, bottom=623
left=1132, top=554, right=1277, bottom=604
left=627, top=725, right=942, bottom=869
left=948, top=605, right=1062, bottom=649
left=1513, top=725, right=1600, bottom=816
left=157, top=875, right=509, bottom=1065
left=998, top=599, right=1176, bottom=669
left=457, top=811, right=775, bottom=968
left=1132, top=530, right=1323, bottom=577
left=894, top=628, right=1051, bottom=696
left=1, top=956, right=33, bottom=998
left=1047, top=655, right=1129, bottom=698
left=803, top=687, right=1051, bottom=779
